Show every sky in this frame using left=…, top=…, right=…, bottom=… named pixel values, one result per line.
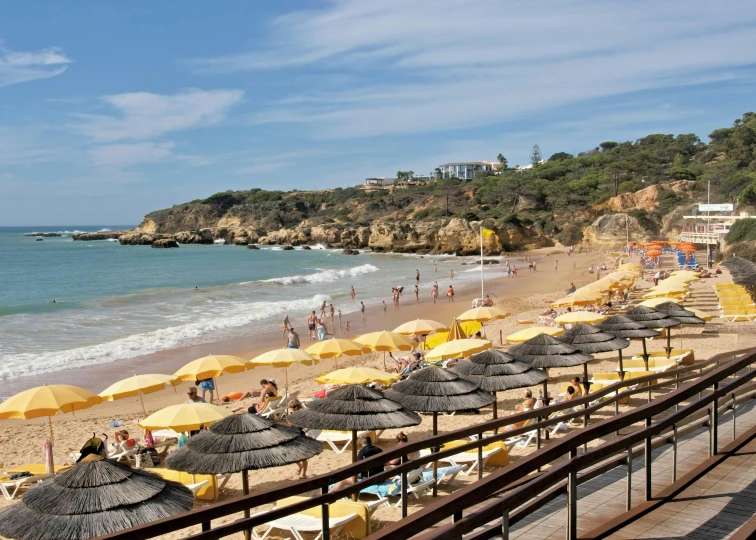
left=1, top=1, right=756, bottom=226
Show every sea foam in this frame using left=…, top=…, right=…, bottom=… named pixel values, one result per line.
left=261, top=264, right=379, bottom=285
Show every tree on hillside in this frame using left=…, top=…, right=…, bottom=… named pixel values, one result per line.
left=549, top=152, right=573, bottom=162
left=606, top=163, right=624, bottom=197
left=599, top=141, right=618, bottom=151
left=530, top=144, right=542, bottom=167
left=496, top=153, right=508, bottom=171
left=434, top=167, right=443, bottom=180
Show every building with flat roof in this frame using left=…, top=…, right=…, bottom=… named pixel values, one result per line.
left=438, top=161, right=496, bottom=180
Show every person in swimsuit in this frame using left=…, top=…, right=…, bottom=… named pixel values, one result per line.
left=360, top=301, right=365, bottom=319
left=414, top=284, right=419, bottom=303
left=307, top=311, right=317, bottom=340
left=350, top=286, right=356, bottom=300
left=287, top=329, right=300, bottom=349
left=415, top=269, right=420, bottom=283
left=447, top=285, right=454, bottom=302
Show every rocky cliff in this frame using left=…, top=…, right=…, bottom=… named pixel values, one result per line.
left=582, top=213, right=649, bottom=247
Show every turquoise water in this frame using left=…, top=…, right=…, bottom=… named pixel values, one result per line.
left=0, top=226, right=505, bottom=379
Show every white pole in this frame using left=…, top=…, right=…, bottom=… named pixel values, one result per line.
left=480, top=226, right=485, bottom=300
left=626, top=214, right=630, bottom=254
left=707, top=180, right=711, bottom=270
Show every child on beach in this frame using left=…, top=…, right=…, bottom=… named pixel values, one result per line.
left=360, top=301, right=365, bottom=319
left=344, top=321, right=351, bottom=334
left=447, top=285, right=454, bottom=302
left=382, top=301, right=387, bottom=313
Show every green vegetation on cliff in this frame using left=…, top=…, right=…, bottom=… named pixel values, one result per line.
left=151, top=112, right=756, bottom=244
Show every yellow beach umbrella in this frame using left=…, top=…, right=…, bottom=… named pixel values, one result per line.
left=99, top=374, right=180, bottom=416
left=315, top=367, right=401, bottom=386
left=642, top=288, right=687, bottom=299
left=423, top=321, right=483, bottom=350
left=393, top=319, right=449, bottom=336
left=0, top=384, right=103, bottom=444
left=457, top=306, right=510, bottom=323
left=424, top=339, right=492, bottom=362
left=248, top=348, right=319, bottom=392
left=553, top=312, right=606, bottom=325
left=305, top=338, right=368, bottom=366
left=639, top=297, right=682, bottom=308
left=139, top=403, right=232, bottom=433
left=505, top=326, right=564, bottom=344
left=173, top=355, right=247, bottom=404
left=551, top=292, right=602, bottom=308
left=447, top=319, right=467, bottom=341
left=354, top=331, right=416, bottom=370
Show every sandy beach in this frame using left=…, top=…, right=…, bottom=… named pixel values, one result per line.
left=0, top=248, right=741, bottom=539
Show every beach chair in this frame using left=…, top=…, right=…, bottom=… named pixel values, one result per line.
left=253, top=496, right=367, bottom=540
left=419, top=445, right=502, bottom=475
left=145, top=468, right=219, bottom=501
left=0, top=464, right=69, bottom=500
left=549, top=404, right=584, bottom=436
left=309, top=430, right=378, bottom=453
left=257, top=396, right=284, bottom=419
left=359, top=468, right=435, bottom=507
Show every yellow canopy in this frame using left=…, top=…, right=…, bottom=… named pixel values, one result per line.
left=315, top=367, right=401, bottom=386
left=304, top=339, right=368, bottom=360
left=447, top=319, right=467, bottom=341
left=642, top=289, right=687, bottom=299
left=139, top=403, right=232, bottom=433
left=173, top=355, right=247, bottom=382
left=353, top=331, right=415, bottom=352
left=0, top=385, right=103, bottom=420
left=99, top=374, right=180, bottom=401
left=617, top=263, right=643, bottom=272
left=505, top=327, right=564, bottom=344
left=669, top=270, right=700, bottom=277
left=553, top=312, right=606, bottom=325
left=423, top=321, right=482, bottom=349
left=249, top=348, right=319, bottom=368
left=639, top=297, right=682, bottom=308
left=457, top=306, right=510, bottom=323
left=551, top=291, right=602, bottom=308
left=393, top=319, right=449, bottom=336
left=687, top=308, right=713, bottom=321
left=424, top=339, right=492, bottom=362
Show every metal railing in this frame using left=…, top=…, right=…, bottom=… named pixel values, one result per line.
left=98, top=348, right=756, bottom=540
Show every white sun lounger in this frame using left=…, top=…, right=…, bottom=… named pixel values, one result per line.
left=419, top=447, right=501, bottom=476
left=0, top=473, right=52, bottom=500
left=359, top=469, right=435, bottom=507
left=251, top=511, right=358, bottom=540
left=309, top=430, right=379, bottom=453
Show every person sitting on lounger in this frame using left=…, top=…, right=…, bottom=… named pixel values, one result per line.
left=330, top=436, right=384, bottom=491
left=287, top=399, right=309, bottom=478
left=569, top=377, right=583, bottom=398
left=514, top=389, right=537, bottom=413
left=385, top=432, right=420, bottom=470
left=556, top=386, right=577, bottom=403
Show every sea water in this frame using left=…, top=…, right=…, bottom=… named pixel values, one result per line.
left=0, top=226, right=510, bottom=379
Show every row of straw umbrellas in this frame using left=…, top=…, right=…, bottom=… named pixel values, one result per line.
left=0, top=296, right=705, bottom=539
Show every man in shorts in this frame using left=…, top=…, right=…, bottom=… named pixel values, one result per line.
left=307, top=310, right=318, bottom=340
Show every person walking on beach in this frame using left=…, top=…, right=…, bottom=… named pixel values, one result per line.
left=414, top=284, right=419, bottom=303
left=554, top=260, right=558, bottom=272
left=344, top=321, right=351, bottom=335
left=447, top=285, right=455, bottom=302
left=434, top=264, right=437, bottom=273
left=282, top=314, right=292, bottom=343
left=316, top=319, right=329, bottom=341
left=307, top=311, right=318, bottom=340
left=319, top=300, right=327, bottom=319
left=431, top=282, right=439, bottom=304
left=360, top=301, right=365, bottom=321
left=533, top=261, right=537, bottom=272
left=382, top=300, right=388, bottom=313
left=288, top=328, right=301, bottom=349
left=416, top=269, right=420, bottom=283
left=329, top=304, right=335, bottom=327
left=337, top=309, right=342, bottom=331
left=350, top=286, right=356, bottom=300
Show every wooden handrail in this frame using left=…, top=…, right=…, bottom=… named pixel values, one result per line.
left=384, top=353, right=756, bottom=540
left=97, top=347, right=755, bottom=540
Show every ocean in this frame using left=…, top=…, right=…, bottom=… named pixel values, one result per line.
left=0, top=226, right=509, bottom=380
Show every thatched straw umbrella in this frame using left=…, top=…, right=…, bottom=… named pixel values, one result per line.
left=287, top=385, right=420, bottom=463
left=508, top=333, right=593, bottom=404
left=0, top=456, right=193, bottom=540
left=449, top=349, right=547, bottom=419
left=596, top=315, right=660, bottom=376
left=166, top=413, right=322, bottom=537
left=623, top=306, right=680, bottom=367
left=558, top=323, right=629, bottom=394
left=654, top=301, right=705, bottom=353
left=385, top=367, right=494, bottom=495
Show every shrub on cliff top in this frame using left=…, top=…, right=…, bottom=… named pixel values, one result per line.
left=726, top=218, right=756, bottom=243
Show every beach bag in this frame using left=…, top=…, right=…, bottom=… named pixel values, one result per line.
left=77, top=436, right=106, bottom=463
left=135, top=447, right=161, bottom=468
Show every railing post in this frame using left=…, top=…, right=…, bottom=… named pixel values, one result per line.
left=672, top=423, right=678, bottom=483
left=401, top=470, right=408, bottom=518
left=732, top=392, right=737, bottom=442
left=202, top=521, right=210, bottom=532
left=626, top=444, right=632, bottom=511
left=536, top=416, right=542, bottom=471
left=567, top=448, right=577, bottom=540
left=712, top=382, right=719, bottom=456
left=477, top=439, right=484, bottom=481
left=501, top=509, right=510, bottom=540
left=453, top=510, right=463, bottom=523
left=321, top=485, right=330, bottom=540
left=708, top=407, right=713, bottom=458
left=645, top=417, right=652, bottom=501
left=675, top=372, right=680, bottom=411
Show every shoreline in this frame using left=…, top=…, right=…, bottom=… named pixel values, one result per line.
left=2, top=248, right=602, bottom=397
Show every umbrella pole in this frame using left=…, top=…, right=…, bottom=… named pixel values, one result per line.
left=492, top=391, right=498, bottom=435
left=242, top=470, right=251, bottom=540
left=383, top=351, right=386, bottom=371
left=138, top=392, right=147, bottom=417
left=641, top=339, right=650, bottom=371
left=432, top=412, right=438, bottom=497
left=665, top=328, right=673, bottom=358
left=351, top=430, right=358, bottom=501
left=582, top=363, right=590, bottom=427
left=213, top=379, right=221, bottom=405
left=48, top=416, right=54, bottom=445
left=618, top=349, right=624, bottom=380
left=284, top=367, right=289, bottom=394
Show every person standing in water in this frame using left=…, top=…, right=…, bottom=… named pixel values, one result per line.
left=329, top=304, right=335, bottom=328
left=447, top=285, right=455, bottom=302
left=360, top=301, right=365, bottom=321
left=450, top=269, right=454, bottom=280
left=415, top=269, right=420, bottom=283
left=319, top=300, right=327, bottom=319
left=414, top=284, right=419, bottom=303
left=434, top=264, right=437, bottom=272
left=350, top=286, right=356, bottom=300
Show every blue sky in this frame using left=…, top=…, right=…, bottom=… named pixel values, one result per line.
left=2, top=0, right=756, bottom=226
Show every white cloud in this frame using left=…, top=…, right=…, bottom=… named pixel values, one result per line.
left=0, top=45, right=71, bottom=87
left=89, top=141, right=178, bottom=168
left=193, top=0, right=756, bottom=139
left=72, top=89, right=244, bottom=142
